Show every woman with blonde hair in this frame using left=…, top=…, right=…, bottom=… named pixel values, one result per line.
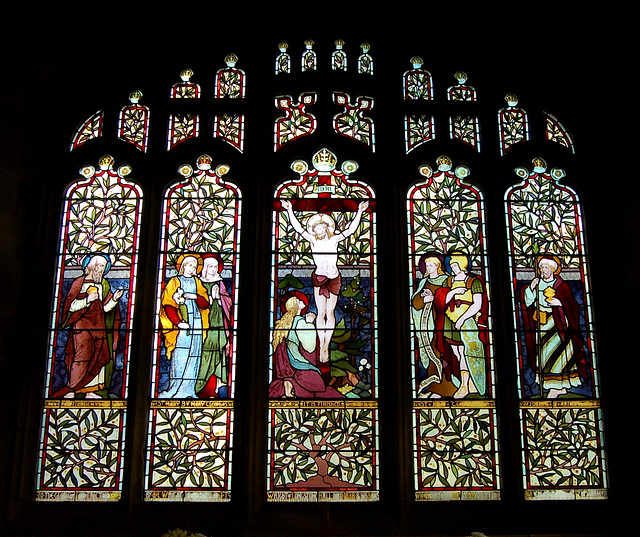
left=159, top=254, right=210, bottom=398
left=269, top=292, right=342, bottom=399
left=440, top=253, right=488, bottom=399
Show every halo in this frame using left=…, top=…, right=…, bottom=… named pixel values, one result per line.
left=444, top=252, right=471, bottom=274
left=280, top=290, right=309, bottom=315
left=82, top=253, right=112, bottom=273
left=306, top=212, right=335, bottom=236
left=201, top=252, right=224, bottom=273
left=175, top=253, right=203, bottom=274
left=536, top=254, right=562, bottom=275
left=418, top=251, right=444, bottom=275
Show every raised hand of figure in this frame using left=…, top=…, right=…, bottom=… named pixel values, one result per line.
left=530, top=277, right=539, bottom=290
left=113, top=289, right=124, bottom=301
left=358, top=200, right=369, bottom=212
left=281, top=199, right=292, bottom=211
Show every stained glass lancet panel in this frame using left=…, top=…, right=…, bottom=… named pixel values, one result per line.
left=167, top=69, right=201, bottom=151
left=332, top=39, right=347, bottom=71
left=498, top=93, right=529, bottom=156
left=145, top=155, right=241, bottom=502
left=268, top=148, right=379, bottom=502
left=276, top=42, right=291, bottom=75
left=214, top=53, right=245, bottom=99
left=505, top=157, right=607, bottom=500
left=447, top=72, right=481, bottom=152
left=117, top=90, right=150, bottom=152
left=213, top=54, right=246, bottom=151
left=358, top=43, right=373, bottom=75
left=36, top=155, right=142, bottom=501
left=403, top=56, right=433, bottom=100
left=407, top=156, right=500, bottom=500
left=302, top=40, right=317, bottom=72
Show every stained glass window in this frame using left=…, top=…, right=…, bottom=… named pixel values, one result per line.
left=407, top=156, right=500, bottom=500
left=214, top=114, right=245, bottom=152
left=268, top=148, right=378, bottom=501
left=274, top=93, right=317, bottom=151
left=505, top=157, right=607, bottom=500
left=498, top=93, right=529, bottom=155
left=358, top=42, right=373, bottom=75
left=544, top=112, right=576, bottom=153
left=405, top=115, right=435, bottom=153
left=333, top=93, right=375, bottom=151
left=171, top=68, right=201, bottom=99
left=215, top=54, right=245, bottom=99
left=117, top=90, right=150, bottom=152
left=447, top=72, right=481, bottom=152
left=36, top=155, right=142, bottom=501
left=276, top=42, right=290, bottom=75
left=22, top=35, right=615, bottom=536
left=70, top=110, right=103, bottom=150
left=332, top=39, right=347, bottom=71
left=403, top=56, right=433, bottom=100
left=301, top=39, right=316, bottom=72
left=145, top=155, right=241, bottom=501
left=167, top=69, right=201, bottom=150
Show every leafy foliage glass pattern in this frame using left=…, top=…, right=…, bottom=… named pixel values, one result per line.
left=37, top=159, right=141, bottom=500
left=146, top=160, right=240, bottom=501
left=408, top=161, right=500, bottom=499
left=70, top=110, right=103, bottom=150
left=414, top=405, right=498, bottom=493
left=506, top=162, right=607, bottom=499
left=147, top=406, right=232, bottom=493
left=269, top=153, right=378, bottom=500
left=38, top=406, right=124, bottom=495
